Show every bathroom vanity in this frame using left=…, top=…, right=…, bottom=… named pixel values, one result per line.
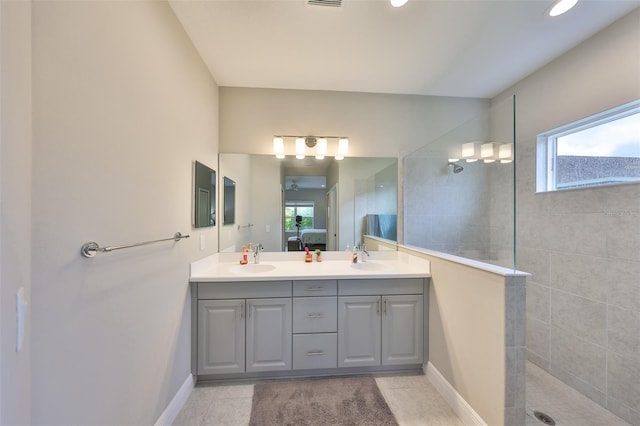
left=189, top=251, right=430, bottom=382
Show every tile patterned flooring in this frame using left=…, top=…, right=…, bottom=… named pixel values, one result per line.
left=525, top=362, right=630, bottom=426
left=173, top=362, right=631, bottom=426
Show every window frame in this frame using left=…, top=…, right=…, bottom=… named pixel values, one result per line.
left=284, top=201, right=315, bottom=232
left=536, top=99, right=640, bottom=193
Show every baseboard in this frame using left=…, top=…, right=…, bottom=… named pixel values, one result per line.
left=155, top=374, right=195, bottom=426
left=425, top=362, right=487, bottom=426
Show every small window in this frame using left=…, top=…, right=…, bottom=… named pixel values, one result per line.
left=537, top=100, right=640, bottom=192
left=285, top=202, right=314, bottom=231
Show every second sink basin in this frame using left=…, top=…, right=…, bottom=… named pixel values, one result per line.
left=350, top=261, right=391, bottom=272
left=229, top=264, right=276, bottom=274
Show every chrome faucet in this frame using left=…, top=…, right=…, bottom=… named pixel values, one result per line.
left=355, top=242, right=369, bottom=262
left=253, top=243, right=264, bottom=264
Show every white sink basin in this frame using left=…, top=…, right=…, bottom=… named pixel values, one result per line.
left=350, top=261, right=391, bottom=272
left=229, top=264, right=276, bottom=274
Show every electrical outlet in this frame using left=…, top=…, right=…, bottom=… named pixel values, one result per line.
left=200, top=235, right=206, bottom=251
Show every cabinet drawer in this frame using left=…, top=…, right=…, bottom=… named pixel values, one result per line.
left=293, top=297, right=337, bottom=333
left=293, top=333, right=337, bottom=370
left=198, top=281, right=291, bottom=299
left=338, top=278, right=424, bottom=296
left=293, top=280, right=337, bottom=297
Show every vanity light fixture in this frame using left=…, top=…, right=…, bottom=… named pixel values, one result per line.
left=459, top=141, right=513, bottom=165
left=549, top=0, right=578, bottom=16
left=272, top=135, right=349, bottom=160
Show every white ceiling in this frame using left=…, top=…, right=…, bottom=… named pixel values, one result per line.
left=169, top=0, right=639, bottom=99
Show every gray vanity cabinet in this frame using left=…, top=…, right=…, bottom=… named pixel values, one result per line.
left=292, top=280, right=338, bottom=370
left=194, top=281, right=292, bottom=376
left=246, top=298, right=292, bottom=372
left=193, top=277, right=427, bottom=380
left=338, top=279, right=424, bottom=368
left=338, top=296, right=381, bottom=367
left=381, top=295, right=424, bottom=365
left=197, top=299, right=245, bottom=375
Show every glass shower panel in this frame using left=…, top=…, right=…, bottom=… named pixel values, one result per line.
left=403, top=95, right=515, bottom=269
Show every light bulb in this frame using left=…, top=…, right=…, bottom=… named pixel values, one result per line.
left=390, top=0, right=408, bottom=7
left=549, top=0, right=578, bottom=17
left=273, top=137, right=284, bottom=159
left=295, top=138, right=305, bottom=159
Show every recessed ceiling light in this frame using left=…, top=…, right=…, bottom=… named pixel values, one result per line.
left=390, top=0, right=408, bottom=8
left=549, top=0, right=578, bottom=17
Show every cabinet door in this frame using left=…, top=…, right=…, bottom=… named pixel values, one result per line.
left=246, top=298, right=292, bottom=372
left=197, top=299, right=245, bottom=375
left=338, top=296, right=381, bottom=367
left=381, top=295, right=423, bottom=365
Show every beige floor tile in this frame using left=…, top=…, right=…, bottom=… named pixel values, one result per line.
left=377, top=379, right=463, bottom=426
left=200, top=397, right=252, bottom=426
left=376, top=374, right=432, bottom=390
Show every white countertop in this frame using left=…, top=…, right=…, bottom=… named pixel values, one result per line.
left=190, top=250, right=431, bottom=282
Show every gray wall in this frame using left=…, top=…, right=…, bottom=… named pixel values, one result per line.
left=30, top=2, right=219, bottom=424
left=1, top=1, right=32, bottom=424
left=496, top=8, right=640, bottom=424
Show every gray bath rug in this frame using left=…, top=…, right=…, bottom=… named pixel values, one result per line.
left=248, top=376, right=398, bottom=426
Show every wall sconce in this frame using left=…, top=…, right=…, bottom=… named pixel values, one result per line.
left=273, top=135, right=349, bottom=160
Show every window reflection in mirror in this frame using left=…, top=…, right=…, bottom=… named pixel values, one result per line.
left=223, top=176, right=236, bottom=225
left=194, top=161, right=216, bottom=228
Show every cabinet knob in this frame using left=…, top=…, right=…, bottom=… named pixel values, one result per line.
left=306, top=286, right=324, bottom=291
left=306, top=351, right=325, bottom=356
left=306, top=313, right=324, bottom=318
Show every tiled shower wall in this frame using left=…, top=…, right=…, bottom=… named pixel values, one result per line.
left=404, top=156, right=491, bottom=257
left=519, top=180, right=640, bottom=424
left=507, top=8, right=640, bottom=424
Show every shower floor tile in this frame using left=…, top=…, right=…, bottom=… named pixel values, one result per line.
left=526, top=361, right=630, bottom=426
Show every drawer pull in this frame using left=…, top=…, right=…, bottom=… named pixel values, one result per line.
left=306, top=313, right=324, bottom=318
left=305, top=286, right=325, bottom=291
left=306, top=350, right=325, bottom=356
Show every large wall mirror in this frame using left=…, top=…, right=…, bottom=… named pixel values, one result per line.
left=193, top=161, right=216, bottom=228
left=218, top=153, right=397, bottom=252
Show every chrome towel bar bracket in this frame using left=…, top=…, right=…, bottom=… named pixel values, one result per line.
left=81, top=232, right=190, bottom=258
